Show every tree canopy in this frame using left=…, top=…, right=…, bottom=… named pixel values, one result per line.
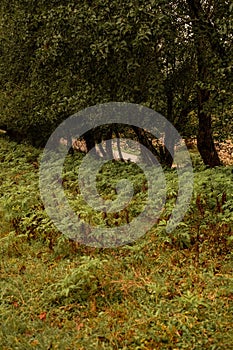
left=0, top=0, right=232, bottom=165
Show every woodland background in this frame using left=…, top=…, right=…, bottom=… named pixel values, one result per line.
left=0, top=1, right=233, bottom=349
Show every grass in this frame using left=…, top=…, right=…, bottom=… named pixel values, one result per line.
left=0, top=136, right=233, bottom=349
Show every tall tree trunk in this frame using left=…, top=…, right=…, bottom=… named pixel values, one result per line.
left=164, top=87, right=174, bottom=168
left=187, top=0, right=221, bottom=167
left=195, top=39, right=221, bottom=166
left=197, top=89, right=221, bottom=166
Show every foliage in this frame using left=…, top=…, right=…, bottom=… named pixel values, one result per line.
left=1, top=137, right=233, bottom=349
left=0, top=0, right=232, bottom=156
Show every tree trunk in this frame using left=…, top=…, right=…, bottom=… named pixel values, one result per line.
left=83, top=129, right=95, bottom=152
left=105, top=127, right=114, bottom=159
left=132, top=126, right=160, bottom=165
left=164, top=87, right=174, bottom=168
left=195, top=41, right=221, bottom=166
left=197, top=90, right=221, bottom=166
left=187, top=0, right=222, bottom=167
left=114, top=126, right=124, bottom=161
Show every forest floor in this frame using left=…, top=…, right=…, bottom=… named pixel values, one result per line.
left=0, top=136, right=232, bottom=349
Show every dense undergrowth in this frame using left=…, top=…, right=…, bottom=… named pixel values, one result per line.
left=0, top=136, right=233, bottom=349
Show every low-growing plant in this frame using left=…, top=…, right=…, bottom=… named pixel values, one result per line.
left=1, top=137, right=233, bottom=349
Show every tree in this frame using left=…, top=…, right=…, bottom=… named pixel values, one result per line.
left=185, top=0, right=232, bottom=166
left=0, top=0, right=232, bottom=167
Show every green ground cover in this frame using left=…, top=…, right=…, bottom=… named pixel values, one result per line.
left=0, top=136, right=232, bottom=349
